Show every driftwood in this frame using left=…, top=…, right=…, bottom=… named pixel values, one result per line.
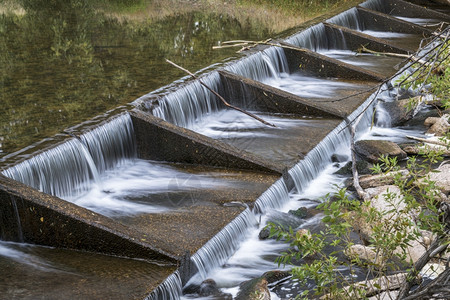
left=212, top=38, right=307, bottom=53
left=346, top=117, right=370, bottom=201
left=165, top=59, right=275, bottom=127
left=406, top=135, right=449, bottom=147
left=321, top=273, right=408, bottom=299
left=359, top=45, right=431, bottom=66
left=397, top=236, right=449, bottom=300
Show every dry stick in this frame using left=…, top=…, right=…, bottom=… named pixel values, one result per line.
left=406, top=135, right=449, bottom=147
left=213, top=39, right=308, bottom=53
left=165, top=59, right=276, bottom=127
left=359, top=46, right=430, bottom=66
left=346, top=117, right=369, bottom=201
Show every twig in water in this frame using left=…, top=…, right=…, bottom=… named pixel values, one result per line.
left=165, top=59, right=276, bottom=127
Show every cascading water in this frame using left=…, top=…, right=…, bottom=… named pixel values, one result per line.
left=146, top=271, right=183, bottom=300
left=149, top=72, right=224, bottom=128
left=328, top=7, right=364, bottom=31
left=190, top=208, right=258, bottom=280
left=253, top=178, right=290, bottom=214
left=285, top=23, right=347, bottom=51
left=1, top=113, right=136, bottom=200
left=360, top=0, right=386, bottom=12
left=224, top=46, right=289, bottom=81
left=80, top=113, right=137, bottom=174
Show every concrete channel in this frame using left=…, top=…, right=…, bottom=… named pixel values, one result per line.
left=0, top=0, right=449, bottom=298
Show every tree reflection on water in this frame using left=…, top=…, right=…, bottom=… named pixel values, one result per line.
left=0, top=0, right=271, bottom=158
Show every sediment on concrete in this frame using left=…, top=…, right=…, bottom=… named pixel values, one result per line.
left=218, top=70, right=344, bottom=118
left=356, top=6, right=434, bottom=35
left=282, top=45, right=386, bottom=81
left=130, top=109, right=287, bottom=174
left=0, top=174, right=179, bottom=264
left=380, top=0, right=450, bottom=21
left=323, top=22, right=411, bottom=54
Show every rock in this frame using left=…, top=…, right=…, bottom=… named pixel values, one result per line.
left=358, top=170, right=409, bottom=189
left=423, top=163, right=450, bottom=194
left=258, top=228, right=270, bottom=240
left=344, top=244, right=383, bottom=265
left=421, top=263, right=446, bottom=279
left=380, top=98, right=415, bottom=126
left=198, top=279, right=220, bottom=297
left=355, top=140, right=407, bottom=163
left=331, top=153, right=348, bottom=163
left=236, top=278, right=270, bottom=300
left=425, top=114, right=450, bottom=136
left=261, top=270, right=291, bottom=284
left=288, top=207, right=308, bottom=218
left=424, top=116, right=441, bottom=127
left=400, top=143, right=420, bottom=155
left=259, top=211, right=305, bottom=240
left=334, top=160, right=372, bottom=176
left=353, top=185, right=427, bottom=263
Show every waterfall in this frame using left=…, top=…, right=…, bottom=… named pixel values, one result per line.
left=289, top=93, right=376, bottom=193
left=11, top=199, right=24, bottom=243
left=150, top=72, right=223, bottom=128
left=360, top=0, right=386, bottom=13
left=253, top=178, right=290, bottom=214
left=327, top=7, right=364, bottom=31
left=190, top=208, right=257, bottom=279
left=286, top=23, right=347, bottom=51
left=224, top=46, right=289, bottom=81
left=1, top=113, right=136, bottom=199
left=142, top=46, right=289, bottom=130
left=80, top=113, right=136, bottom=173
left=146, top=271, right=183, bottom=300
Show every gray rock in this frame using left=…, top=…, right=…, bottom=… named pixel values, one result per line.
left=380, top=98, right=415, bottom=126
left=236, top=277, right=270, bottom=300
left=355, top=140, right=407, bottom=163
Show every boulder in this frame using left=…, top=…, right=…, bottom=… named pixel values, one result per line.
left=425, top=163, right=450, bottom=195
left=358, top=170, right=408, bottom=189
left=236, top=277, right=270, bottom=300
left=425, top=114, right=450, bottom=136
left=288, top=206, right=320, bottom=219
left=261, top=270, right=291, bottom=284
left=344, top=244, right=383, bottom=265
left=355, top=140, right=407, bottom=163
left=331, top=153, right=349, bottom=163
left=335, top=160, right=372, bottom=176
left=352, top=185, right=428, bottom=263
left=198, top=279, right=220, bottom=297
left=380, top=98, right=415, bottom=126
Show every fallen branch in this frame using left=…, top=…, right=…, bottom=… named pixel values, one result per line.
left=406, top=135, right=449, bottom=147
left=165, top=59, right=276, bottom=127
left=397, top=236, right=449, bottom=300
left=359, top=45, right=431, bottom=66
left=346, top=117, right=369, bottom=201
left=213, top=39, right=307, bottom=53
left=321, top=273, right=407, bottom=299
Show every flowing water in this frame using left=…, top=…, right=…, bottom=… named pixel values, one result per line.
left=1, top=0, right=446, bottom=299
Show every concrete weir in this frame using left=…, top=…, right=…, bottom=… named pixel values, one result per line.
left=0, top=0, right=448, bottom=299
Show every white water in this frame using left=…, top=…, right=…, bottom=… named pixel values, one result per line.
left=146, top=271, right=183, bottom=300
left=1, top=113, right=136, bottom=200
left=67, top=159, right=233, bottom=216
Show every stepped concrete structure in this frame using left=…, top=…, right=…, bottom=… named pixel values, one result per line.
left=1, top=0, right=449, bottom=298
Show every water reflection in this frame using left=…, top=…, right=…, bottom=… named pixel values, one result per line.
left=0, top=0, right=271, bottom=158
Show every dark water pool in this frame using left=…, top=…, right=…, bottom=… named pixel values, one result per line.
left=0, top=0, right=272, bottom=159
